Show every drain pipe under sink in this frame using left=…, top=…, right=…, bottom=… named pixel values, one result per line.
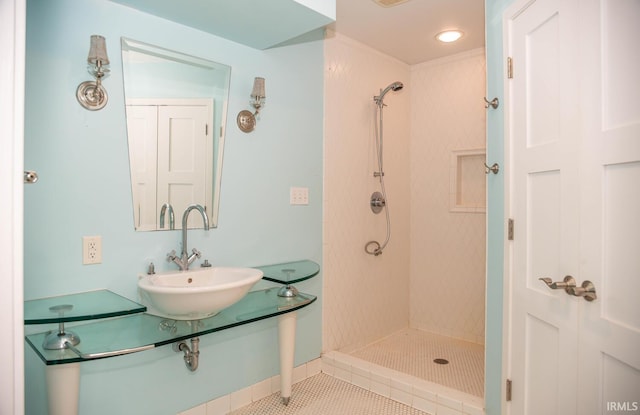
left=173, top=337, right=200, bottom=371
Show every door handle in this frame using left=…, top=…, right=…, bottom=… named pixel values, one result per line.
left=24, top=170, right=39, bottom=184
left=538, top=275, right=576, bottom=294
left=567, top=280, right=597, bottom=302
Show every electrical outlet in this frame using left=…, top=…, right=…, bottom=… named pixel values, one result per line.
left=82, top=236, right=102, bottom=265
left=290, top=187, right=309, bottom=205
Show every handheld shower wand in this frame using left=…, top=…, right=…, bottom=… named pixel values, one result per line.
left=374, top=81, right=404, bottom=107
left=366, top=81, right=404, bottom=256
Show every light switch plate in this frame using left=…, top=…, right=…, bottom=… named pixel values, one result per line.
left=290, top=187, right=309, bottom=205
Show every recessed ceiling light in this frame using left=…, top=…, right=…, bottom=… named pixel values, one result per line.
left=436, top=30, right=464, bottom=43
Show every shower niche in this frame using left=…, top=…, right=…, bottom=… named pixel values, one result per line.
left=449, top=149, right=486, bottom=213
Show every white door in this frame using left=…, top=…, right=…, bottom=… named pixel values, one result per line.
left=506, top=0, right=581, bottom=413
left=0, top=0, right=25, bottom=413
left=126, top=105, right=158, bottom=231
left=576, top=0, right=640, bottom=412
left=157, top=105, right=208, bottom=229
left=126, top=100, right=212, bottom=230
left=505, top=0, right=640, bottom=414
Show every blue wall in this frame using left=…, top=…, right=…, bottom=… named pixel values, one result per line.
left=24, top=0, right=323, bottom=414
left=485, top=0, right=516, bottom=414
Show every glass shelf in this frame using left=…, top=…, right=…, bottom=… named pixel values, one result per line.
left=24, top=289, right=146, bottom=325
left=25, top=288, right=316, bottom=365
left=257, top=260, right=320, bottom=285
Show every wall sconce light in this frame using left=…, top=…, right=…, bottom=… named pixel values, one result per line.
left=77, top=35, right=110, bottom=111
left=237, top=77, right=266, bottom=133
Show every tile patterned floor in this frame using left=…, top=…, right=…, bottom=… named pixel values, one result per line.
left=224, top=329, right=485, bottom=415
left=229, top=373, right=429, bottom=415
left=350, top=328, right=484, bottom=397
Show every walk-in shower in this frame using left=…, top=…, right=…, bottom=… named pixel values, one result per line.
left=365, top=81, right=404, bottom=256
left=324, top=39, right=487, bottom=415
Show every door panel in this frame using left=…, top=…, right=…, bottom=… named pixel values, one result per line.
left=127, top=102, right=211, bottom=230
left=126, top=105, right=158, bottom=231
left=602, top=162, right=640, bottom=330
left=601, top=0, right=640, bottom=130
left=525, top=12, right=560, bottom=147
left=602, top=354, right=640, bottom=410
left=506, top=0, right=580, bottom=414
left=524, top=315, right=561, bottom=415
left=507, top=0, right=640, bottom=414
left=577, top=0, right=640, bottom=413
left=527, top=170, right=561, bottom=285
left=157, top=105, right=208, bottom=229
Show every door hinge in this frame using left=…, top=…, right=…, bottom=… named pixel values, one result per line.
left=507, top=57, right=514, bottom=79
left=506, top=379, right=512, bottom=401
left=205, top=124, right=209, bottom=136
left=508, top=218, right=514, bottom=240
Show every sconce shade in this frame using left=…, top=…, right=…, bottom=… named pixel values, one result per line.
left=78, top=35, right=109, bottom=110
left=251, top=77, right=265, bottom=98
left=238, top=77, right=266, bottom=132
left=87, top=35, right=109, bottom=65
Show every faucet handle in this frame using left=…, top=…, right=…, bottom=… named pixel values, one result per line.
left=166, top=250, right=177, bottom=262
left=191, top=248, right=202, bottom=259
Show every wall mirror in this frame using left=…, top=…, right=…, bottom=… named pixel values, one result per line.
left=121, top=37, right=231, bottom=231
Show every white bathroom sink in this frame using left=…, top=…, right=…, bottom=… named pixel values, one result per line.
left=138, top=267, right=263, bottom=320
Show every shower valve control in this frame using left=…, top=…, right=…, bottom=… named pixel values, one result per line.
left=370, top=191, right=386, bottom=214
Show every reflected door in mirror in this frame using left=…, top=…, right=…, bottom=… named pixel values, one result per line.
left=121, top=37, right=231, bottom=231
left=126, top=99, right=213, bottom=230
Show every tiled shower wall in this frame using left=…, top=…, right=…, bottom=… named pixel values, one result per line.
left=323, top=32, right=411, bottom=352
left=410, top=49, right=487, bottom=344
left=324, top=33, right=487, bottom=351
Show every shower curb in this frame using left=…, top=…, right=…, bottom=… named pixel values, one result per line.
left=322, top=351, right=484, bottom=415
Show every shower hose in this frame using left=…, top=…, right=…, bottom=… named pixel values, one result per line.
left=365, top=100, right=391, bottom=256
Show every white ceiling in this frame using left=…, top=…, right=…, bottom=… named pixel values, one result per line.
left=329, top=0, right=485, bottom=65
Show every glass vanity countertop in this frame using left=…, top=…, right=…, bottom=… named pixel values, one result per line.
left=25, top=288, right=316, bottom=365
left=257, top=260, right=320, bottom=285
left=24, top=289, right=146, bottom=325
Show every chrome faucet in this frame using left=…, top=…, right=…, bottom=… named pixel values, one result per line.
left=167, top=204, right=210, bottom=270
left=159, top=203, right=175, bottom=229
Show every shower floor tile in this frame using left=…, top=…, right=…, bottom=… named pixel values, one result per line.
left=349, top=328, right=484, bottom=397
left=229, top=373, right=429, bottom=415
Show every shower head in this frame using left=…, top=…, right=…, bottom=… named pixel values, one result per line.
left=374, top=81, right=404, bottom=106
left=388, top=81, right=404, bottom=92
